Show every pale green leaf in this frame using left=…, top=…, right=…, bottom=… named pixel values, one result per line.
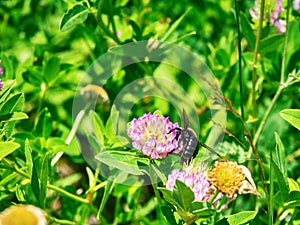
left=0, top=142, right=20, bottom=160
left=280, top=109, right=300, bottom=131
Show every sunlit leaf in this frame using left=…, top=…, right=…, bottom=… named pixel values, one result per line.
left=280, top=109, right=300, bottom=131
left=95, top=151, right=145, bottom=175
left=44, top=57, right=60, bottom=84
left=161, top=7, right=192, bottom=42
left=227, top=210, right=257, bottom=225
left=60, top=4, right=89, bottom=31
left=89, top=110, right=106, bottom=144
left=0, top=142, right=20, bottom=160
left=0, top=93, right=24, bottom=114
left=0, top=112, right=28, bottom=122
left=105, top=105, right=119, bottom=141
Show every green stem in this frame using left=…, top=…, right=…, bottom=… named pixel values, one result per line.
left=252, top=0, right=265, bottom=133
left=252, top=85, right=283, bottom=148
left=2, top=159, right=89, bottom=204
left=251, top=0, right=291, bottom=149
left=47, top=184, right=89, bottom=204
left=149, top=163, right=163, bottom=205
left=48, top=216, right=77, bottom=225
left=51, top=108, right=86, bottom=166
left=269, top=149, right=274, bottom=225
left=234, top=0, right=244, bottom=120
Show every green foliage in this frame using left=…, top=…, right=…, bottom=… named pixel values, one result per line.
left=0, top=0, right=300, bottom=224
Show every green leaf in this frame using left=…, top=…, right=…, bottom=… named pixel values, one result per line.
left=0, top=142, right=20, bottom=160
left=15, top=185, right=26, bottom=202
left=215, top=218, right=229, bottom=225
left=129, top=20, right=142, bottom=40
left=158, top=188, right=182, bottom=209
left=60, top=4, right=89, bottom=32
left=1, top=93, right=25, bottom=138
left=44, top=57, right=60, bottom=84
left=161, top=205, right=178, bottom=225
left=105, top=105, right=119, bottom=141
left=161, top=7, right=192, bottom=42
left=280, top=109, right=300, bottom=131
left=25, top=139, right=33, bottom=176
left=288, top=178, right=300, bottom=192
left=95, top=151, right=145, bottom=175
left=240, top=12, right=256, bottom=50
left=89, top=110, right=105, bottom=144
left=22, top=69, right=44, bottom=86
left=115, top=0, right=129, bottom=7
left=39, top=154, right=49, bottom=209
left=274, top=132, right=286, bottom=176
left=31, top=163, right=40, bottom=203
left=190, top=202, right=215, bottom=218
left=284, top=191, right=300, bottom=208
left=0, top=80, right=15, bottom=104
left=34, top=108, right=52, bottom=138
left=0, top=93, right=24, bottom=114
left=227, top=210, right=257, bottom=225
left=270, top=158, right=289, bottom=203
left=97, top=176, right=116, bottom=218
left=259, top=34, right=284, bottom=54
left=173, top=180, right=194, bottom=211
left=0, top=112, right=28, bottom=122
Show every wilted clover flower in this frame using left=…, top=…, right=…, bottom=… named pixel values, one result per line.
left=166, top=167, right=223, bottom=204
left=208, top=160, right=260, bottom=210
left=127, top=112, right=179, bottom=159
left=0, top=60, right=3, bottom=91
left=250, top=0, right=286, bottom=33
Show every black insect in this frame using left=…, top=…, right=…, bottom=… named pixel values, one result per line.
left=168, top=109, right=221, bottom=165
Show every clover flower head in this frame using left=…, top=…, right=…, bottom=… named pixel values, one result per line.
left=166, top=167, right=223, bottom=204
left=127, top=112, right=179, bottom=159
left=294, top=0, right=300, bottom=10
left=250, top=0, right=286, bottom=33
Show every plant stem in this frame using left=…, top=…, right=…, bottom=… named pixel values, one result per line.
left=51, top=109, right=86, bottom=166
left=251, top=0, right=265, bottom=133
left=234, top=0, right=244, bottom=120
left=48, top=216, right=77, bottom=225
left=269, top=149, right=274, bottom=225
left=47, top=184, right=89, bottom=204
left=3, top=159, right=90, bottom=204
left=251, top=0, right=291, bottom=149
left=252, top=85, right=283, bottom=148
